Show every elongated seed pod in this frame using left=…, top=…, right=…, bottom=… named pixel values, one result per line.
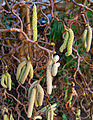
left=32, top=4, right=37, bottom=41
left=6, top=72, right=12, bottom=91
left=16, top=61, right=26, bottom=80
left=28, top=81, right=38, bottom=100
left=51, top=62, right=60, bottom=77
left=82, top=28, right=87, bottom=48
left=29, top=63, right=34, bottom=80
left=10, top=113, right=14, bottom=120
left=36, top=84, right=44, bottom=106
left=65, top=28, right=74, bottom=56
left=2, top=107, right=8, bottom=114
left=53, top=55, right=60, bottom=63
left=1, top=74, right=7, bottom=88
left=86, top=25, right=92, bottom=52
left=5, top=75, right=8, bottom=87
left=34, top=89, right=39, bottom=107
left=20, top=61, right=31, bottom=84
left=4, top=114, right=9, bottom=120
left=19, top=65, right=26, bottom=82
left=46, top=60, right=53, bottom=94
left=50, top=109, right=54, bottom=120
left=27, top=87, right=36, bottom=118
left=59, top=31, right=69, bottom=52
left=47, top=109, right=51, bottom=120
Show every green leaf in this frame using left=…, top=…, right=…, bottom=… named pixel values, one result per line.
left=12, top=82, right=15, bottom=87
left=62, top=113, right=68, bottom=120
left=64, top=76, right=71, bottom=85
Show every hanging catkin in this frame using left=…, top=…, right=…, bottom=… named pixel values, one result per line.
left=59, top=31, right=69, bottom=52
left=27, top=87, right=36, bottom=118
left=86, top=25, right=92, bottom=52
left=65, top=28, right=74, bottom=56
left=32, top=4, right=37, bottom=41
left=82, top=28, right=87, bottom=49
left=46, top=60, right=53, bottom=94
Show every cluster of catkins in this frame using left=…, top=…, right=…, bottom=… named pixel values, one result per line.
left=59, top=25, right=92, bottom=55
left=46, top=55, right=60, bottom=94
left=27, top=81, right=44, bottom=118
left=1, top=67, right=12, bottom=91
left=82, top=24, right=92, bottom=52
left=16, top=59, right=33, bottom=84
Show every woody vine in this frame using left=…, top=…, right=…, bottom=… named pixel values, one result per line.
left=0, top=0, right=93, bottom=120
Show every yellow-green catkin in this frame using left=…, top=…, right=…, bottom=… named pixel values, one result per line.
left=46, top=60, right=53, bottom=94
left=59, top=31, right=69, bottom=52
left=82, top=28, right=87, bottom=49
left=1, top=74, right=7, bottom=88
left=50, top=109, right=54, bottom=120
left=3, top=114, right=9, bottom=120
left=76, top=109, right=81, bottom=120
left=27, top=87, right=36, bottom=118
left=36, top=84, right=44, bottom=106
left=10, top=113, right=14, bottom=120
left=32, top=4, right=37, bottom=41
left=86, top=25, right=92, bottom=52
left=65, top=28, right=74, bottom=56
left=6, top=72, right=12, bottom=91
